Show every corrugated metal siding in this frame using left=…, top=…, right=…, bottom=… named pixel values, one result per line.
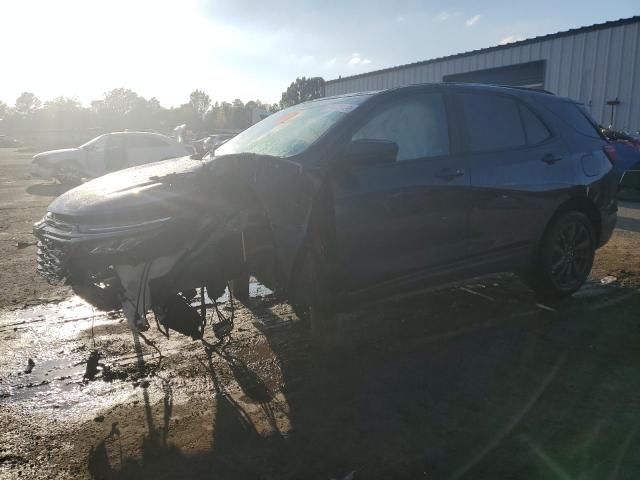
left=325, top=20, right=640, bottom=129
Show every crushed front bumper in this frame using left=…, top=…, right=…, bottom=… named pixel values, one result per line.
left=33, top=212, right=173, bottom=285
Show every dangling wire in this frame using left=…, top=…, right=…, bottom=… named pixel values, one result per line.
left=201, top=282, right=236, bottom=351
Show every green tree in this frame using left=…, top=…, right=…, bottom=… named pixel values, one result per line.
left=15, top=92, right=41, bottom=115
left=0, top=101, right=8, bottom=119
left=41, top=96, right=88, bottom=131
left=102, top=88, right=139, bottom=116
left=279, top=77, right=325, bottom=108
left=44, top=96, right=82, bottom=111
left=189, top=89, right=211, bottom=119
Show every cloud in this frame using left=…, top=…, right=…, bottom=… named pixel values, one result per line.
left=499, top=34, right=525, bottom=45
left=348, top=53, right=372, bottom=65
left=435, top=11, right=451, bottom=22
left=326, top=58, right=337, bottom=66
left=465, top=14, right=481, bottom=27
left=395, top=15, right=406, bottom=22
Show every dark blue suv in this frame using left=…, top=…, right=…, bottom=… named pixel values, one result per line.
left=34, top=84, right=617, bottom=338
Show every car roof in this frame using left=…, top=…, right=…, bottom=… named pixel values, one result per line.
left=318, top=82, right=576, bottom=105
left=109, top=131, right=173, bottom=139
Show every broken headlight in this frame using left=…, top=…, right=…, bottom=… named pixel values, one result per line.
left=85, top=217, right=172, bottom=255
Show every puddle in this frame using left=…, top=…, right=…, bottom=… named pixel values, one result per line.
left=0, top=280, right=275, bottom=415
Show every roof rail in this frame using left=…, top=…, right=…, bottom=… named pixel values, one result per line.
left=500, top=85, right=555, bottom=95
left=442, top=82, right=556, bottom=95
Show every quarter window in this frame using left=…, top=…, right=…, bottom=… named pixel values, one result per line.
left=460, top=93, right=526, bottom=151
left=519, top=104, right=551, bottom=144
left=551, top=102, right=602, bottom=139
left=352, top=93, right=449, bottom=161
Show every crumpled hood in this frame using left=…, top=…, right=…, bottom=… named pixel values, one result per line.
left=48, top=156, right=208, bottom=222
left=33, top=148, right=83, bottom=164
left=45, top=151, right=327, bottom=289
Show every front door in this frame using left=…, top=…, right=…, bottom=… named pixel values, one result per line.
left=332, top=90, right=469, bottom=289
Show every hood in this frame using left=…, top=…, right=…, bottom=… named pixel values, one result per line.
left=48, top=156, right=209, bottom=223
left=46, top=151, right=329, bottom=289
left=33, top=148, right=83, bottom=164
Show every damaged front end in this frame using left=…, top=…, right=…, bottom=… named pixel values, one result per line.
left=33, top=153, right=325, bottom=338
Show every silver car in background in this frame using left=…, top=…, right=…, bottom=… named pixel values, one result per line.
left=31, top=131, right=194, bottom=183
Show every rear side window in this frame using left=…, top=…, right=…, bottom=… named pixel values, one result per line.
left=519, top=104, right=551, bottom=144
left=550, top=101, right=601, bottom=138
left=128, top=136, right=169, bottom=148
left=352, top=92, right=449, bottom=161
left=459, top=93, right=526, bottom=151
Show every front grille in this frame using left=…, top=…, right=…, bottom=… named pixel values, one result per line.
left=34, top=214, right=77, bottom=285
left=36, top=238, right=72, bottom=284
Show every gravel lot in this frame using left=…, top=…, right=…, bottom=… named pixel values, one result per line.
left=1, top=147, right=639, bottom=479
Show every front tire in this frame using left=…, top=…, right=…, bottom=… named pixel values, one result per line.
left=291, top=237, right=338, bottom=351
left=72, top=282, right=121, bottom=311
left=527, top=211, right=596, bottom=300
left=54, top=162, right=83, bottom=186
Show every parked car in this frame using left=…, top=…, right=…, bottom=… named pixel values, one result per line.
left=191, top=133, right=237, bottom=156
left=30, top=132, right=194, bottom=183
left=34, top=84, right=617, bottom=342
left=600, top=127, right=640, bottom=201
left=0, top=135, right=19, bottom=147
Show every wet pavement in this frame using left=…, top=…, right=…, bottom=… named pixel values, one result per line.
left=2, top=272, right=640, bottom=479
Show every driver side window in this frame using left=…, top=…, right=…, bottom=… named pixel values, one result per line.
left=352, top=92, right=449, bottom=161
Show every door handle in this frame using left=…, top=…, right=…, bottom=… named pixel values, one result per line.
left=541, top=153, right=562, bottom=164
left=435, top=167, right=465, bottom=179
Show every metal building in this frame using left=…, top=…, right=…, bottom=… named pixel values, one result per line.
left=325, top=16, right=640, bottom=131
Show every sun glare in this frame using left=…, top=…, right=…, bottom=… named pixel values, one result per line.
left=1, top=0, right=278, bottom=106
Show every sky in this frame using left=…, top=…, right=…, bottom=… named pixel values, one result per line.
left=1, top=0, right=639, bottom=108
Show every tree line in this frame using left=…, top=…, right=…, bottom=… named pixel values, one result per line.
left=0, top=77, right=325, bottom=138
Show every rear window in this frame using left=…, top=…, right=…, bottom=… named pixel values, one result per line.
left=459, top=93, right=526, bottom=151
left=550, top=101, right=601, bottom=139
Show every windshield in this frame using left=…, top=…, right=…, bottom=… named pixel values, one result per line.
left=80, top=134, right=107, bottom=149
left=215, top=95, right=371, bottom=158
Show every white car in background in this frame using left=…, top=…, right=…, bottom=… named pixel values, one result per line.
left=31, top=132, right=194, bottom=183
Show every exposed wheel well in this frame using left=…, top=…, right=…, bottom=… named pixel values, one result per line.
left=546, top=197, right=601, bottom=244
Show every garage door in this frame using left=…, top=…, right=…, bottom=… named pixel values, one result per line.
left=443, top=60, right=545, bottom=89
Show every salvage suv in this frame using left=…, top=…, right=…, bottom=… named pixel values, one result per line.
left=34, top=84, right=617, bottom=339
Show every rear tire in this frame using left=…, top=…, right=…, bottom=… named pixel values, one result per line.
left=527, top=211, right=596, bottom=300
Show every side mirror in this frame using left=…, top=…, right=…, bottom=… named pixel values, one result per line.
left=344, top=139, right=398, bottom=166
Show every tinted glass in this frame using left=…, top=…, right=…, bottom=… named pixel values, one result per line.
left=216, top=95, right=371, bottom=158
left=352, top=93, right=449, bottom=161
left=552, top=101, right=601, bottom=138
left=460, top=93, right=526, bottom=151
left=520, top=104, right=551, bottom=144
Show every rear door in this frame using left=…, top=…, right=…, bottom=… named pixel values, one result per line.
left=126, top=135, right=171, bottom=166
left=332, top=89, right=470, bottom=288
left=455, top=91, right=572, bottom=258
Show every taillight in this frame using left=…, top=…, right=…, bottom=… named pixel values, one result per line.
left=603, top=144, right=617, bottom=164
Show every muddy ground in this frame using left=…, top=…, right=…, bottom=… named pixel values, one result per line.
left=1, top=147, right=640, bottom=479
